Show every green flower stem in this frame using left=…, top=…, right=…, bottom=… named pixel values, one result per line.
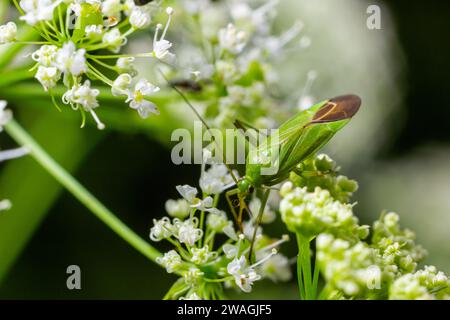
left=312, top=252, right=320, bottom=298
left=296, top=233, right=314, bottom=300
left=4, top=119, right=162, bottom=264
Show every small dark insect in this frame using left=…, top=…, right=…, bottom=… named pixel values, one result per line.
left=133, top=0, right=154, bottom=6
left=169, top=79, right=202, bottom=92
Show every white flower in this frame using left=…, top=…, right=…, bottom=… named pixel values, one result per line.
left=175, top=219, right=203, bottom=246
left=156, top=250, right=182, bottom=273
left=218, top=23, right=247, bottom=55
left=122, top=0, right=136, bottom=15
left=242, top=220, right=262, bottom=241
left=165, top=198, right=190, bottom=219
left=35, top=66, right=60, bottom=91
left=227, top=256, right=261, bottom=293
left=20, top=0, right=61, bottom=25
left=190, top=246, right=216, bottom=264
left=64, top=80, right=99, bottom=110
left=199, top=164, right=235, bottom=195
left=111, top=73, right=132, bottom=97
left=176, top=184, right=218, bottom=212
left=149, top=217, right=173, bottom=241
left=258, top=254, right=292, bottom=282
left=103, top=28, right=126, bottom=53
left=227, top=248, right=278, bottom=293
left=130, top=7, right=151, bottom=29
left=184, top=267, right=204, bottom=287
left=101, top=0, right=121, bottom=18
left=176, top=185, right=198, bottom=203
left=85, top=25, right=103, bottom=38
left=152, top=7, right=174, bottom=60
left=223, top=243, right=238, bottom=259
left=223, top=222, right=238, bottom=240
left=126, top=79, right=160, bottom=118
left=0, top=22, right=17, bottom=44
left=0, top=100, right=12, bottom=131
left=116, top=57, right=137, bottom=75
left=206, top=211, right=229, bottom=232
left=68, top=2, right=82, bottom=16
left=0, top=199, right=12, bottom=212
left=230, top=0, right=279, bottom=34
left=55, top=42, right=87, bottom=76
left=62, top=81, right=104, bottom=129
left=32, top=45, right=58, bottom=67
left=249, top=197, right=276, bottom=224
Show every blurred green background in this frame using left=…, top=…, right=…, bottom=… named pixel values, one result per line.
left=0, top=0, right=449, bottom=299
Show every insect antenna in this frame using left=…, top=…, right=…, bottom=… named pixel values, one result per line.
left=158, top=69, right=239, bottom=184
left=158, top=69, right=261, bottom=234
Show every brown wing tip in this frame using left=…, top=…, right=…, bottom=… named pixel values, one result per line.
left=329, top=94, right=361, bottom=118
left=311, top=94, right=361, bottom=123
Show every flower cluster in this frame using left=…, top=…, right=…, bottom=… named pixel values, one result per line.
left=371, top=212, right=427, bottom=274
left=1, top=1, right=176, bottom=129
left=289, top=154, right=359, bottom=203
left=279, top=154, right=448, bottom=300
left=150, top=153, right=292, bottom=299
left=316, top=233, right=383, bottom=298
left=389, top=266, right=450, bottom=300
left=163, top=0, right=311, bottom=129
left=279, top=182, right=368, bottom=241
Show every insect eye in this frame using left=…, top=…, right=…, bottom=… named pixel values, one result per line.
left=133, top=0, right=154, bottom=6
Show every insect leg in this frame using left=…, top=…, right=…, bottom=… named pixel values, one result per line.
left=225, top=188, right=241, bottom=224
left=248, top=189, right=271, bottom=261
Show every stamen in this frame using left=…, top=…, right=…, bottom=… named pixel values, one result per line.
left=251, top=248, right=277, bottom=269
left=255, top=0, right=279, bottom=16
left=153, top=24, right=162, bottom=47
left=235, top=233, right=245, bottom=258
left=301, top=70, right=317, bottom=99
left=256, top=234, right=289, bottom=254
left=89, top=109, right=105, bottom=130
left=161, top=7, right=174, bottom=40
left=279, top=21, right=303, bottom=48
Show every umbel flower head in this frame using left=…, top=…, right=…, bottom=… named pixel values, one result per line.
left=149, top=151, right=292, bottom=299
left=1, top=1, right=176, bottom=129
left=289, top=154, right=359, bottom=203
left=315, top=211, right=442, bottom=299
left=279, top=182, right=368, bottom=240
left=389, top=266, right=450, bottom=300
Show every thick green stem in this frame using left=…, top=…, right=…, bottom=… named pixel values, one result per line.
left=4, top=119, right=162, bottom=264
